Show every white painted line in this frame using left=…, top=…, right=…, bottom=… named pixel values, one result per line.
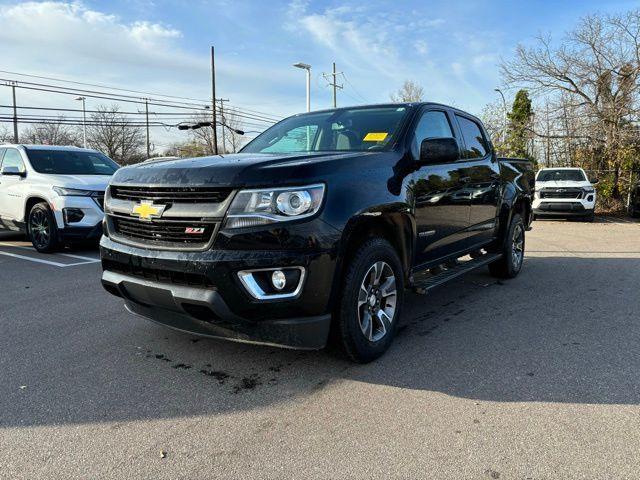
left=0, top=250, right=72, bottom=267
left=58, top=252, right=100, bottom=261
left=0, top=241, right=99, bottom=262
left=0, top=249, right=101, bottom=267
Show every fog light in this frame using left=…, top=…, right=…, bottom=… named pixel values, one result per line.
left=587, top=195, right=594, bottom=202
left=271, top=270, right=286, bottom=290
left=63, top=208, right=84, bottom=224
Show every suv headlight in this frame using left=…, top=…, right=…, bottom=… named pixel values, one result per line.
left=225, top=184, right=325, bottom=229
left=583, top=186, right=595, bottom=193
left=53, top=186, right=95, bottom=196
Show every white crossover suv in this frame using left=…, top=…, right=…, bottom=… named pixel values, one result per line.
left=532, top=167, right=597, bottom=222
left=0, top=145, right=118, bottom=252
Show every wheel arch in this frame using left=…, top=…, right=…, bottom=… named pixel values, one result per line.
left=496, top=186, right=531, bottom=247
left=330, top=211, right=414, bottom=303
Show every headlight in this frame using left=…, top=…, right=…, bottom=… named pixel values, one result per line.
left=53, top=186, right=94, bottom=196
left=583, top=186, right=595, bottom=193
left=225, top=184, right=325, bottom=229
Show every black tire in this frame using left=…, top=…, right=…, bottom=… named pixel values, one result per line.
left=583, top=212, right=595, bottom=222
left=489, top=213, right=525, bottom=279
left=28, top=202, right=61, bottom=253
left=335, top=238, right=404, bottom=363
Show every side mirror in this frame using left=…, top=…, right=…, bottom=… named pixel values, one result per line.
left=419, top=137, right=459, bottom=165
left=590, top=178, right=599, bottom=184
left=1, top=166, right=26, bottom=177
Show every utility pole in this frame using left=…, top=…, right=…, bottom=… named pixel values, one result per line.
left=75, top=96, right=87, bottom=148
left=211, top=46, right=219, bottom=155
left=323, top=62, right=343, bottom=108
left=11, top=83, right=18, bottom=143
left=144, top=98, right=150, bottom=158
left=218, top=98, right=229, bottom=153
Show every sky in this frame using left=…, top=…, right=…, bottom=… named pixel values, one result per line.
left=0, top=0, right=638, bottom=151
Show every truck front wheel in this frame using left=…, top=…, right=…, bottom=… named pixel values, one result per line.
left=489, top=213, right=525, bottom=279
left=335, top=238, right=404, bottom=363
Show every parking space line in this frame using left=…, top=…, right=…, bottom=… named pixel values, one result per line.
left=0, top=242, right=99, bottom=260
left=0, top=251, right=100, bottom=267
left=57, top=252, right=100, bottom=261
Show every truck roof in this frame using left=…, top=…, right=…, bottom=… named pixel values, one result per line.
left=292, top=102, right=480, bottom=119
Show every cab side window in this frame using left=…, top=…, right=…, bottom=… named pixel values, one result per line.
left=456, top=115, right=489, bottom=159
left=0, top=148, right=6, bottom=168
left=411, top=111, right=454, bottom=159
left=1, top=149, right=26, bottom=172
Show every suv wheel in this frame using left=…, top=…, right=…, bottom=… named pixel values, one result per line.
left=335, top=238, right=404, bottom=363
left=28, top=203, right=60, bottom=253
left=489, top=213, right=525, bottom=279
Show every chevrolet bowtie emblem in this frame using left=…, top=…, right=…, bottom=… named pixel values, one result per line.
left=131, top=201, right=165, bottom=221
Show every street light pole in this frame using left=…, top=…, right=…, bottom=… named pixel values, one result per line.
left=75, top=96, right=87, bottom=148
left=293, top=62, right=311, bottom=112
left=494, top=88, right=507, bottom=145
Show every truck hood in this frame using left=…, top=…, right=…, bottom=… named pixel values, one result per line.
left=110, top=151, right=392, bottom=187
left=536, top=180, right=592, bottom=189
left=45, top=174, right=112, bottom=191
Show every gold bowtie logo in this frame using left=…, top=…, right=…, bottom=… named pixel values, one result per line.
left=131, top=201, right=165, bottom=221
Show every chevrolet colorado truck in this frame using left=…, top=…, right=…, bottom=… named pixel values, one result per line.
left=100, top=103, right=534, bottom=362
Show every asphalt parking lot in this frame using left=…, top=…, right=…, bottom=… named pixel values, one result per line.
left=1, top=217, right=639, bottom=479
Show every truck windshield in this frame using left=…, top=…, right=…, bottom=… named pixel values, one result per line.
left=537, top=169, right=586, bottom=182
left=26, top=149, right=119, bottom=175
left=241, top=106, right=410, bottom=154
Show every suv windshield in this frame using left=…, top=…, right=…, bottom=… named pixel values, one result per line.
left=537, top=169, right=586, bottom=182
left=26, top=149, right=119, bottom=175
left=241, top=106, right=410, bottom=154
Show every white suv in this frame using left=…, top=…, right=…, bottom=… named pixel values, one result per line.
left=0, top=145, right=118, bottom=252
left=532, top=167, right=597, bottom=222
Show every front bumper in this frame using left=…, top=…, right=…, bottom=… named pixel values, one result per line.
left=51, top=195, right=104, bottom=230
left=59, top=222, right=103, bottom=242
left=533, top=196, right=595, bottom=217
left=100, top=235, right=337, bottom=349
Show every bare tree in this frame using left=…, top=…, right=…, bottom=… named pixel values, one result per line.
left=188, top=112, right=216, bottom=155
left=501, top=11, right=640, bottom=196
left=22, top=117, right=80, bottom=146
left=220, top=110, right=246, bottom=153
left=0, top=125, right=12, bottom=143
left=86, top=105, right=145, bottom=164
left=390, top=80, right=425, bottom=103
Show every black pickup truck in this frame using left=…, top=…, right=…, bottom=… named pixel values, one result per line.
left=100, top=103, right=534, bottom=362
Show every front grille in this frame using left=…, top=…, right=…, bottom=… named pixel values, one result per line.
left=110, top=185, right=232, bottom=203
left=111, top=215, right=216, bottom=246
left=540, top=188, right=583, bottom=199
left=102, top=259, right=214, bottom=287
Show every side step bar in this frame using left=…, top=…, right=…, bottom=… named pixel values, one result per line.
left=409, top=253, right=502, bottom=293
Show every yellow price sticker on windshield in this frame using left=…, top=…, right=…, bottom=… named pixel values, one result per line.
left=363, top=132, right=388, bottom=142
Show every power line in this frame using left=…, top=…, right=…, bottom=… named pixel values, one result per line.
left=0, top=69, right=281, bottom=121
left=1, top=77, right=281, bottom=123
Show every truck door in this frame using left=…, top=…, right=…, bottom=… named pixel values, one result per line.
left=410, top=109, right=471, bottom=266
left=454, top=114, right=501, bottom=245
left=0, top=148, right=27, bottom=222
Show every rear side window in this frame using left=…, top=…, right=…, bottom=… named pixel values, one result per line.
left=2, top=149, right=26, bottom=172
left=456, top=115, right=489, bottom=159
left=0, top=148, right=6, bottom=166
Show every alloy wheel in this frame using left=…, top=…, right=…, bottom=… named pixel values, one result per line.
left=357, top=261, right=397, bottom=342
left=30, top=210, right=51, bottom=250
left=511, top=223, right=524, bottom=269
